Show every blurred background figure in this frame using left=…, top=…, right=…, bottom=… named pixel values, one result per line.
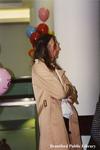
left=87, top=95, right=100, bottom=150
left=0, top=138, right=12, bottom=150
left=0, top=140, right=2, bottom=149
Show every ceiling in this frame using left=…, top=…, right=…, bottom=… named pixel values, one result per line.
left=0, top=0, right=33, bottom=8
left=0, top=0, right=33, bottom=3
left=0, top=0, right=22, bottom=2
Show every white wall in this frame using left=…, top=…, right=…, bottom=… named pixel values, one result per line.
left=31, top=0, right=54, bottom=32
left=54, top=0, right=100, bottom=115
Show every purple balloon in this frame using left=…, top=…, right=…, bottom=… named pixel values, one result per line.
left=0, top=68, right=11, bottom=95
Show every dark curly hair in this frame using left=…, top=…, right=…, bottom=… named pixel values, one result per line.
left=32, top=33, right=61, bottom=70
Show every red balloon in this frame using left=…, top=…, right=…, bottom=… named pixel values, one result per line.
left=29, top=32, right=40, bottom=45
left=38, top=7, right=49, bottom=22
left=37, top=23, right=49, bottom=34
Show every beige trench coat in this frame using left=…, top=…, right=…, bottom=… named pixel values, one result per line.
left=32, top=60, right=82, bottom=150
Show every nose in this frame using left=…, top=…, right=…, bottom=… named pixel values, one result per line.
left=58, top=43, right=61, bottom=51
left=59, top=46, right=61, bottom=51
left=54, top=41, right=61, bottom=52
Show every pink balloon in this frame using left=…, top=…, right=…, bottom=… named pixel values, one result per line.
left=0, top=68, right=11, bottom=95
left=38, top=7, right=50, bottom=22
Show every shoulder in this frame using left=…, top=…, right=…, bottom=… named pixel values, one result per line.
left=32, top=59, right=51, bottom=76
left=32, top=59, right=47, bottom=70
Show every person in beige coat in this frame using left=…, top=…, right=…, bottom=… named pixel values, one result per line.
left=32, top=33, right=82, bottom=150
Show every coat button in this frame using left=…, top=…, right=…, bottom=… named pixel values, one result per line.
left=43, top=100, right=47, bottom=107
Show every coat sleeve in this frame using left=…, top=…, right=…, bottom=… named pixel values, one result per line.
left=32, top=62, right=71, bottom=100
left=62, top=72, right=78, bottom=104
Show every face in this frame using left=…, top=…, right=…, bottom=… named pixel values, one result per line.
left=47, top=37, right=61, bottom=61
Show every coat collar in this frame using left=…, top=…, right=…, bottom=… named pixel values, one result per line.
left=56, top=69, right=65, bottom=77
left=34, top=59, right=65, bottom=77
